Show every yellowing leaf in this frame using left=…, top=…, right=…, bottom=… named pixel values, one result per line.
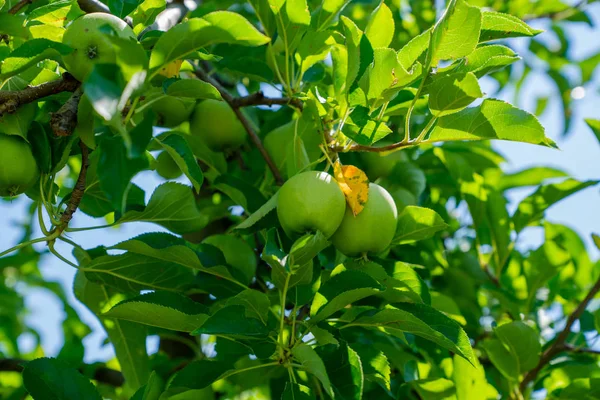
left=159, top=59, right=183, bottom=78
left=333, top=160, right=369, bottom=216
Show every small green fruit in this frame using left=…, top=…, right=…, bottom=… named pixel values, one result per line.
left=190, top=99, right=246, bottom=152
left=277, top=171, right=346, bottom=238
left=203, top=234, right=257, bottom=284
left=155, top=151, right=182, bottom=180
left=360, top=144, right=406, bottom=180
left=0, top=134, right=40, bottom=197
left=62, top=13, right=136, bottom=81
left=264, top=121, right=322, bottom=176
left=331, top=183, right=398, bottom=257
left=150, top=96, right=195, bottom=128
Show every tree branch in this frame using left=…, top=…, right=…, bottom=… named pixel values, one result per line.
left=231, top=91, right=303, bottom=111
left=0, top=358, right=124, bottom=387
left=519, top=275, right=600, bottom=392
left=0, top=73, right=79, bottom=116
left=193, top=66, right=285, bottom=185
left=76, top=0, right=110, bottom=14
left=563, top=343, right=600, bottom=355
left=52, top=142, right=90, bottom=235
left=50, top=87, right=83, bottom=137
left=8, top=0, right=33, bottom=14
left=330, top=140, right=416, bottom=153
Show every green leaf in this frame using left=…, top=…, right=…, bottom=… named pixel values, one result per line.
left=130, top=371, right=164, bottom=400
left=213, top=174, right=268, bottom=213
left=316, top=342, right=363, bottom=400
left=169, top=360, right=233, bottom=390
left=480, top=11, right=542, bottom=42
left=248, top=0, right=276, bottom=37
left=22, top=358, right=102, bottom=400
left=412, top=378, right=456, bottom=399
left=288, top=231, right=330, bottom=269
left=453, top=355, right=495, bottom=400
left=119, top=183, right=210, bottom=234
left=235, top=192, right=279, bottom=231
left=0, top=39, right=71, bottom=79
left=108, top=0, right=141, bottom=18
left=427, top=99, right=556, bottom=148
left=498, top=166, right=568, bottom=190
left=149, top=12, right=270, bottom=75
left=97, top=135, right=149, bottom=214
left=495, top=321, right=541, bottom=372
left=130, top=0, right=165, bottom=34
left=593, top=234, right=600, bottom=251
left=482, top=338, right=519, bottom=380
left=282, top=383, right=315, bottom=399
left=453, top=44, right=520, bottom=77
left=398, top=30, right=429, bottom=70
left=157, top=134, right=204, bottom=192
left=351, top=344, right=391, bottom=391
left=360, top=48, right=419, bottom=109
left=342, top=105, right=392, bottom=145
left=310, top=268, right=383, bottom=324
left=0, top=14, right=28, bottom=38
left=83, top=64, right=124, bottom=122
left=513, top=179, right=599, bottom=232
left=104, top=291, right=209, bottom=332
left=292, top=344, right=334, bottom=398
left=585, top=119, right=600, bottom=146
left=286, top=0, right=311, bottom=25
left=165, top=79, right=221, bottom=100
left=341, top=16, right=373, bottom=93
left=428, top=0, right=482, bottom=66
left=223, top=289, right=270, bottom=325
left=365, top=1, right=394, bottom=48
left=393, top=206, right=448, bottom=245
left=343, top=304, right=476, bottom=364
left=311, top=0, right=350, bottom=32
left=310, top=325, right=340, bottom=347
left=192, top=305, right=269, bottom=339
left=27, top=0, right=84, bottom=27
left=73, top=272, right=150, bottom=392
left=428, top=72, right=483, bottom=117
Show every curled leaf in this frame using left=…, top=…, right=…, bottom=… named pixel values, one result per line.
left=333, top=160, right=369, bottom=216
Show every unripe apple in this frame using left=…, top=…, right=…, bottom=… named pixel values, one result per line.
left=264, top=121, right=323, bottom=176
left=360, top=144, right=407, bottom=180
left=331, top=183, right=398, bottom=257
left=277, top=171, right=346, bottom=238
left=0, top=134, right=39, bottom=197
left=62, top=13, right=136, bottom=82
left=203, top=234, right=257, bottom=284
left=155, top=151, right=182, bottom=180
left=190, top=99, right=246, bottom=152
left=151, top=96, right=196, bottom=128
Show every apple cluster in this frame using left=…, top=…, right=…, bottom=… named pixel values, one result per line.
left=277, top=171, right=398, bottom=257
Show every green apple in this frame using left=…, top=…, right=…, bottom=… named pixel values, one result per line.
left=360, top=144, right=407, bottom=180
left=62, top=13, right=136, bottom=82
left=277, top=171, right=346, bottom=238
left=155, top=151, right=182, bottom=180
left=331, top=183, right=398, bottom=257
left=151, top=96, right=196, bottom=127
left=203, top=234, right=257, bottom=284
left=264, top=121, right=323, bottom=176
left=0, top=134, right=39, bottom=197
left=0, top=79, right=36, bottom=137
left=190, top=99, right=246, bottom=152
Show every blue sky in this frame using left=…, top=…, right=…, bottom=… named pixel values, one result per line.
left=0, top=4, right=599, bottom=363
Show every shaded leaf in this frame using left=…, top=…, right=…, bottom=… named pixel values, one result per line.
left=393, top=206, right=448, bottom=245
left=292, top=345, right=334, bottom=398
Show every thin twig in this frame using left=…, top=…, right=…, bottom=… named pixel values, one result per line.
left=0, top=73, right=79, bottom=116
left=563, top=343, right=600, bottom=355
left=231, top=91, right=303, bottom=111
left=76, top=0, right=133, bottom=26
left=50, top=87, right=83, bottom=137
left=0, top=358, right=124, bottom=387
left=193, top=66, right=285, bottom=185
left=52, top=142, right=90, bottom=235
left=330, top=140, right=416, bottom=153
left=519, top=275, right=600, bottom=392
left=8, top=0, right=33, bottom=14
left=523, top=0, right=588, bottom=21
